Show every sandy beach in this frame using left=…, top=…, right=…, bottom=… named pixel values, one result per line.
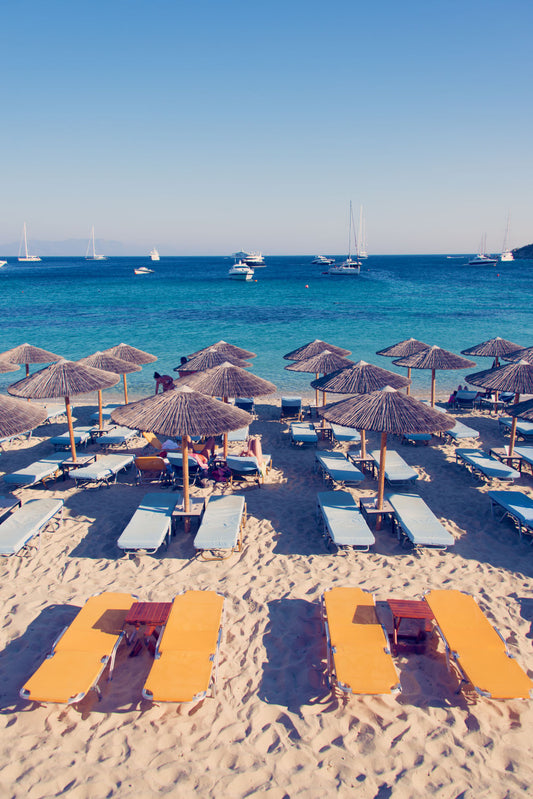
left=1, top=396, right=533, bottom=798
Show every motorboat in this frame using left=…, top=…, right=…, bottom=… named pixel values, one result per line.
left=228, top=260, right=254, bottom=281
left=150, top=248, right=160, bottom=261
left=134, top=266, right=154, bottom=274
left=311, top=255, right=335, bottom=265
left=0, top=260, right=7, bottom=268
left=326, top=202, right=361, bottom=275
left=468, top=235, right=497, bottom=265
left=18, top=223, right=41, bottom=262
left=233, top=250, right=265, bottom=266
left=85, top=226, right=107, bottom=260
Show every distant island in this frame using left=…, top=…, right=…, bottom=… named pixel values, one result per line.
left=512, top=243, right=533, bottom=259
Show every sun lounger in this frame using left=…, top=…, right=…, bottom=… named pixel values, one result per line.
left=225, top=454, right=271, bottom=485
left=3, top=453, right=67, bottom=488
left=369, top=449, right=418, bottom=485
left=453, top=390, right=478, bottom=409
left=401, top=433, right=432, bottom=446
left=322, top=587, right=400, bottom=695
left=514, top=446, right=533, bottom=476
left=315, top=451, right=365, bottom=487
left=330, top=424, right=361, bottom=445
left=0, top=429, right=34, bottom=449
left=488, top=490, right=533, bottom=539
left=387, top=492, right=455, bottom=549
left=193, top=495, right=246, bottom=560
left=317, top=491, right=375, bottom=551
left=97, top=426, right=138, bottom=449
left=234, top=397, right=255, bottom=415
left=142, top=590, right=224, bottom=703
left=20, top=592, right=136, bottom=704
left=280, top=396, right=302, bottom=420
left=498, top=417, right=533, bottom=440
left=0, top=498, right=63, bottom=556
left=442, top=420, right=479, bottom=443
left=90, top=404, right=121, bottom=422
left=290, top=422, right=318, bottom=446
left=424, top=589, right=533, bottom=699
left=228, top=426, right=249, bottom=443
left=117, top=493, right=178, bottom=554
left=69, top=453, right=134, bottom=486
left=455, top=448, right=520, bottom=483
left=134, top=456, right=170, bottom=484
left=34, top=403, right=67, bottom=424
left=49, top=426, right=94, bottom=450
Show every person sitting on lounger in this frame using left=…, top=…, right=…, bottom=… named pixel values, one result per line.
left=240, top=436, right=266, bottom=476
left=154, top=372, right=175, bottom=393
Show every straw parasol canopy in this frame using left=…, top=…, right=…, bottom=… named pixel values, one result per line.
left=466, top=359, right=533, bottom=455
left=111, top=387, right=252, bottom=513
left=283, top=339, right=351, bottom=361
left=376, top=338, right=429, bottom=395
left=310, top=361, right=411, bottom=457
left=78, top=351, right=141, bottom=428
left=103, top=343, right=157, bottom=404
left=187, top=340, right=257, bottom=360
left=0, top=394, right=48, bottom=437
left=503, top=345, right=533, bottom=365
left=8, top=359, right=120, bottom=461
left=174, top=348, right=252, bottom=373
left=178, top=362, right=276, bottom=458
left=505, top=397, right=533, bottom=423
left=393, top=345, right=475, bottom=407
left=461, top=336, right=522, bottom=366
left=319, top=387, right=453, bottom=525
left=0, top=343, right=62, bottom=377
left=285, top=350, right=353, bottom=406
left=0, top=360, right=20, bottom=374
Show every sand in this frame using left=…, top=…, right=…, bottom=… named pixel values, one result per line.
left=0, top=397, right=533, bottom=798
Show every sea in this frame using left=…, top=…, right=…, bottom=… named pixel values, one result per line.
left=0, top=254, right=531, bottom=403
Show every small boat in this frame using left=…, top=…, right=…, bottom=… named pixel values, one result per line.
left=18, top=223, right=41, bottom=262
left=327, top=202, right=361, bottom=276
left=150, top=248, right=160, bottom=261
left=233, top=250, right=265, bottom=266
left=228, top=260, right=254, bottom=281
left=85, top=226, right=107, bottom=260
left=311, top=255, right=335, bottom=265
left=468, top=235, right=497, bottom=265
left=500, top=214, right=514, bottom=262
left=0, top=260, right=7, bottom=268
left=134, top=266, right=154, bottom=275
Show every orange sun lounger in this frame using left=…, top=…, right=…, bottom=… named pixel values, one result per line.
left=322, top=587, right=400, bottom=695
left=20, top=592, right=136, bottom=704
left=424, top=589, right=533, bottom=700
left=142, top=590, right=224, bottom=704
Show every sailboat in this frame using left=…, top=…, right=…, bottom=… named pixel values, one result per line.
left=150, top=248, right=160, bottom=261
left=18, top=223, right=41, bottom=262
left=468, top=235, right=498, bottom=266
left=500, top=214, right=514, bottom=262
left=327, top=201, right=361, bottom=275
left=358, top=205, right=368, bottom=259
left=85, top=226, right=107, bottom=260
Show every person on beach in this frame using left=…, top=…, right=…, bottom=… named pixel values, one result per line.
left=154, top=372, right=174, bottom=393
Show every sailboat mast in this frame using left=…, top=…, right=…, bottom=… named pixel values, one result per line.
left=348, top=201, right=353, bottom=258
left=23, top=223, right=28, bottom=258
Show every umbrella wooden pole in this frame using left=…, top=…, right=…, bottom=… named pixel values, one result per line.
left=360, top=429, right=367, bottom=459
left=98, top=389, right=103, bottom=430
left=181, top=435, right=190, bottom=531
left=25, top=364, right=30, bottom=401
left=65, top=395, right=77, bottom=462
left=315, top=373, right=319, bottom=408
left=406, top=367, right=411, bottom=396
left=123, top=373, right=129, bottom=405
left=431, top=369, right=436, bottom=407
left=223, top=433, right=228, bottom=460
left=375, top=432, right=387, bottom=531
left=508, top=392, right=520, bottom=456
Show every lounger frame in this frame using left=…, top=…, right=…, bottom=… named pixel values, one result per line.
left=194, top=496, right=247, bottom=561
left=455, top=448, right=520, bottom=483
left=316, top=491, right=375, bottom=552
left=315, top=451, right=365, bottom=488
left=488, top=490, right=533, bottom=540
left=0, top=498, right=64, bottom=557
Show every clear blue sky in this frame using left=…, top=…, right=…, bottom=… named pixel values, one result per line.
left=2, top=0, right=532, bottom=255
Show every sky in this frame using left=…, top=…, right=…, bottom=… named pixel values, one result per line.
left=1, top=0, right=532, bottom=255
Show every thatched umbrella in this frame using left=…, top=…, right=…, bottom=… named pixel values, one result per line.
left=0, top=360, right=20, bottom=374
left=8, top=360, right=120, bottom=461
left=77, top=352, right=141, bottom=428
left=187, top=340, right=257, bottom=360
left=503, top=345, right=533, bottom=365
left=110, top=387, right=252, bottom=514
left=310, top=361, right=411, bottom=458
left=0, top=394, right=48, bottom=437
left=461, top=336, right=522, bottom=367
left=505, top=397, right=533, bottom=422
left=285, top=350, right=353, bottom=407
left=319, top=387, right=453, bottom=527
left=376, top=338, right=429, bottom=395
left=283, top=339, right=351, bottom=361
left=393, top=346, right=475, bottom=407
left=0, top=343, right=62, bottom=378
left=466, top=359, right=533, bottom=455
left=103, top=343, right=157, bottom=404
left=177, top=362, right=276, bottom=458
left=174, top=348, right=252, bottom=374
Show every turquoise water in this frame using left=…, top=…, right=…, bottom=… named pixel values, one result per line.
left=0, top=255, right=531, bottom=402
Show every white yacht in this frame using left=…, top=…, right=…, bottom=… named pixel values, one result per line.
left=18, top=223, right=41, bottom=262
left=150, top=248, right=160, bottom=261
left=233, top=250, right=265, bottom=266
left=85, top=226, right=107, bottom=260
left=468, top=235, right=497, bottom=265
left=0, top=260, right=7, bottom=268
left=500, top=214, right=514, bottom=261
left=311, top=255, right=335, bottom=265
left=228, top=260, right=254, bottom=281
left=134, top=266, right=154, bottom=275
left=327, top=202, right=361, bottom=276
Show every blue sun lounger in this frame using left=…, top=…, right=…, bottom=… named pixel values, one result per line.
left=228, top=426, right=249, bottom=443
left=455, top=448, right=520, bottom=483
left=225, top=454, right=271, bottom=485
left=317, top=491, right=375, bottom=551
left=50, top=426, right=94, bottom=450
left=3, top=453, right=67, bottom=488
left=69, top=454, right=135, bottom=487
left=291, top=422, right=318, bottom=446
left=280, top=396, right=302, bottom=420
left=498, top=417, right=533, bottom=440
left=330, top=424, right=361, bottom=446
left=90, top=404, right=121, bottom=422
left=97, top=426, right=139, bottom=450
left=401, top=433, right=432, bottom=446
left=514, top=446, right=533, bottom=476
left=0, top=429, right=34, bottom=449
left=117, top=493, right=178, bottom=554
left=315, top=451, right=365, bottom=487
left=0, top=498, right=64, bottom=556
left=234, top=397, right=255, bottom=415
left=369, top=449, right=418, bottom=485
left=442, top=420, right=480, bottom=443
left=193, top=494, right=247, bottom=560
left=488, top=490, right=533, bottom=540
left=387, top=492, right=455, bottom=549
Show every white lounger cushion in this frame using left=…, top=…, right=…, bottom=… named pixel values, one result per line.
left=456, top=449, right=520, bottom=481
left=117, top=493, right=178, bottom=552
left=370, top=449, right=418, bottom=484
left=194, top=495, right=245, bottom=551
left=69, top=454, right=134, bottom=483
left=488, top=490, right=533, bottom=535
left=387, top=492, right=454, bottom=548
left=97, top=427, right=138, bottom=446
left=330, top=424, right=361, bottom=442
left=515, top=446, right=533, bottom=468
left=0, top=498, right=63, bottom=555
left=291, top=423, right=318, bottom=444
left=4, top=453, right=66, bottom=486
left=316, top=451, right=365, bottom=485
left=445, top=421, right=479, bottom=441
left=317, top=491, right=375, bottom=549
left=50, top=426, right=94, bottom=448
